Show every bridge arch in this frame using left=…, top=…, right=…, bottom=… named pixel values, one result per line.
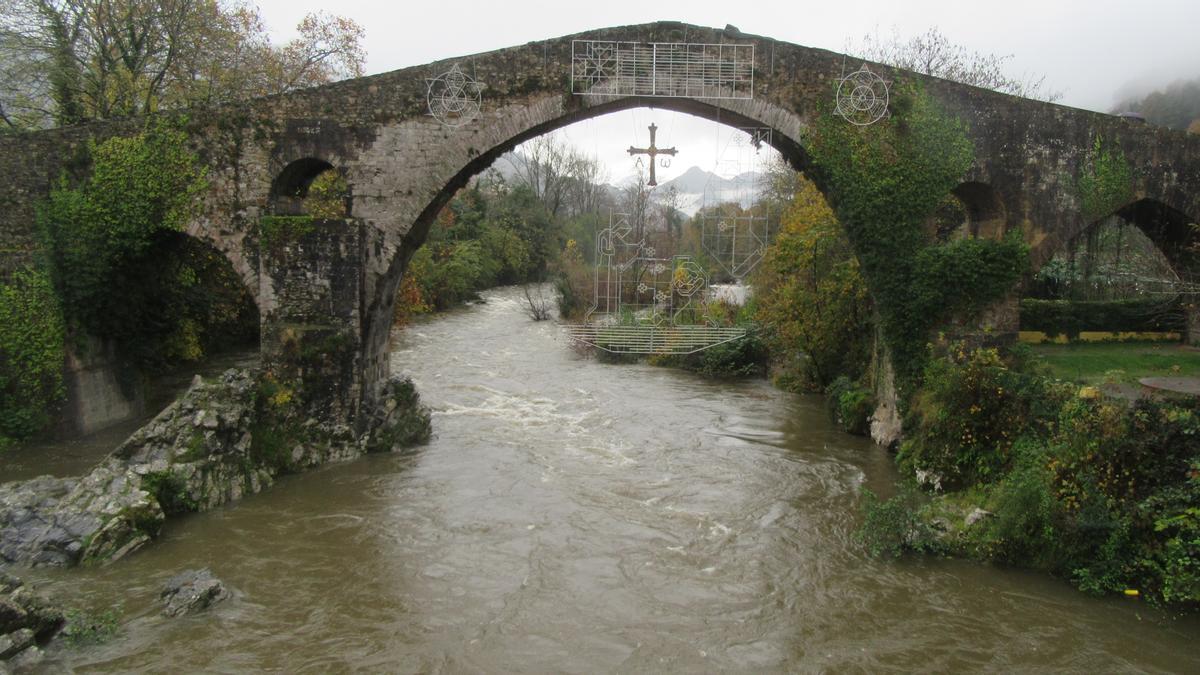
left=1108, top=198, right=1199, bottom=272
left=271, top=157, right=338, bottom=215
left=1032, top=197, right=1199, bottom=276
left=951, top=181, right=1008, bottom=240
left=353, top=93, right=815, bottom=399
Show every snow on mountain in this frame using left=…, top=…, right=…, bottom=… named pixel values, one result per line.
left=486, top=156, right=765, bottom=218
left=652, top=166, right=766, bottom=216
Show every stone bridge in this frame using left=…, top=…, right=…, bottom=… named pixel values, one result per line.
left=2, top=21, right=1199, bottom=434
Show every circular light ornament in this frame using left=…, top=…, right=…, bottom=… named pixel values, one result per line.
left=836, top=66, right=889, bottom=126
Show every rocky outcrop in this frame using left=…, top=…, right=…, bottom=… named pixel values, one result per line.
left=160, top=569, right=230, bottom=617
left=870, top=339, right=904, bottom=449
left=0, top=368, right=431, bottom=568
left=363, top=375, right=433, bottom=453
left=0, top=573, right=64, bottom=671
left=0, top=468, right=162, bottom=567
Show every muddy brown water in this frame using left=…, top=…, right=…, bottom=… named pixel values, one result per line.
left=8, top=286, right=1200, bottom=672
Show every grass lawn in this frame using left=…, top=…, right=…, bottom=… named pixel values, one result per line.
left=1029, top=341, right=1200, bottom=384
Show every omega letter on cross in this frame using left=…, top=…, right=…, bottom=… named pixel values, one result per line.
left=627, top=123, right=678, bottom=187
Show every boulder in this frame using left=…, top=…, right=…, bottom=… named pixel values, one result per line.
left=0, top=370, right=256, bottom=567
left=0, top=367, right=431, bottom=568
left=965, top=507, right=993, bottom=528
left=160, top=569, right=230, bottom=617
left=0, top=630, right=33, bottom=660
left=0, top=574, right=63, bottom=670
left=363, top=376, right=432, bottom=453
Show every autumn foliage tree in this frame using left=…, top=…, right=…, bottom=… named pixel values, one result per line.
left=753, top=175, right=872, bottom=390
left=0, top=0, right=365, bottom=129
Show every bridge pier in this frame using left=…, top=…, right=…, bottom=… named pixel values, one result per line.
left=258, top=218, right=367, bottom=427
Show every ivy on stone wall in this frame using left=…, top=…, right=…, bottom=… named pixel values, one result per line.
left=0, top=267, right=66, bottom=447
left=34, top=117, right=256, bottom=376
left=806, top=82, right=1028, bottom=395
left=1078, top=137, right=1135, bottom=223
left=258, top=215, right=316, bottom=251
left=38, top=118, right=207, bottom=341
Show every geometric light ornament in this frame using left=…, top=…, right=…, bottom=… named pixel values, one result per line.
left=699, top=127, right=776, bottom=279
left=835, top=65, right=889, bottom=126
left=426, top=64, right=485, bottom=128
left=563, top=212, right=747, bottom=354
left=570, top=40, right=754, bottom=100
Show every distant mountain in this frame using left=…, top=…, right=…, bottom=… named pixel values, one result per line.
left=486, top=156, right=765, bottom=218
left=652, top=166, right=766, bottom=216
left=657, top=166, right=714, bottom=194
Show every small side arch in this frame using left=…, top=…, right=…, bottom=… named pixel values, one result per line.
left=270, top=157, right=349, bottom=216
left=951, top=181, right=1008, bottom=240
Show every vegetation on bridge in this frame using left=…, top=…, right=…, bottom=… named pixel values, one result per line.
left=0, top=118, right=257, bottom=446
left=0, top=267, right=65, bottom=448
left=806, top=82, right=1028, bottom=395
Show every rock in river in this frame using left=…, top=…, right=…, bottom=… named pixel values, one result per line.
left=160, top=568, right=230, bottom=617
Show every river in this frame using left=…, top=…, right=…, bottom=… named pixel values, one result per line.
left=12, top=286, right=1200, bottom=672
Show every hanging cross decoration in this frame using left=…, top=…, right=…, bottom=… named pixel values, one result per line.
left=627, top=123, right=677, bottom=187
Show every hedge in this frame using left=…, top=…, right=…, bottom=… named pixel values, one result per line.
left=1019, top=298, right=1185, bottom=338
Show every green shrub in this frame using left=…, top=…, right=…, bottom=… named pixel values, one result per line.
left=1078, top=137, right=1135, bottom=222
left=1020, top=298, right=1184, bottom=338
left=0, top=267, right=66, bottom=445
left=62, top=604, right=121, bottom=646
left=141, top=470, right=198, bottom=515
left=651, top=333, right=768, bottom=379
left=258, top=215, right=315, bottom=250
left=1145, top=465, right=1200, bottom=603
left=302, top=169, right=348, bottom=218
left=856, top=483, right=942, bottom=558
left=899, top=345, right=1072, bottom=488
left=825, top=376, right=874, bottom=435
left=980, top=440, right=1063, bottom=565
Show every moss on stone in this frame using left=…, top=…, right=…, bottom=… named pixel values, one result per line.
left=140, top=470, right=198, bottom=515
left=257, top=215, right=315, bottom=250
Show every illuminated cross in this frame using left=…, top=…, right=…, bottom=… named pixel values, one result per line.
left=627, top=123, right=677, bottom=187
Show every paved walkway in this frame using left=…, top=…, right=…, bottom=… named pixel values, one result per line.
left=1138, top=376, right=1200, bottom=398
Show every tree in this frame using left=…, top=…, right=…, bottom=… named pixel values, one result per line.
left=1114, top=78, right=1200, bottom=131
left=657, top=184, right=682, bottom=247
left=0, top=0, right=365, bottom=129
left=753, top=175, right=871, bottom=388
left=1189, top=119, right=1200, bottom=135
left=563, top=150, right=609, bottom=218
left=509, top=135, right=603, bottom=219
left=850, top=27, right=1062, bottom=102
left=620, top=166, right=652, bottom=243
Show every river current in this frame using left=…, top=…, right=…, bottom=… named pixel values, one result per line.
left=14, top=286, right=1200, bottom=672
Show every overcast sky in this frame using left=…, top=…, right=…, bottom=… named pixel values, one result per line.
left=258, top=0, right=1200, bottom=183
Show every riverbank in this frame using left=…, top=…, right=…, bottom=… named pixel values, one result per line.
left=866, top=343, right=1200, bottom=610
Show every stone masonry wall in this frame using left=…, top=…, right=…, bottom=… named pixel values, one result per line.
left=0, top=22, right=1198, bottom=432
